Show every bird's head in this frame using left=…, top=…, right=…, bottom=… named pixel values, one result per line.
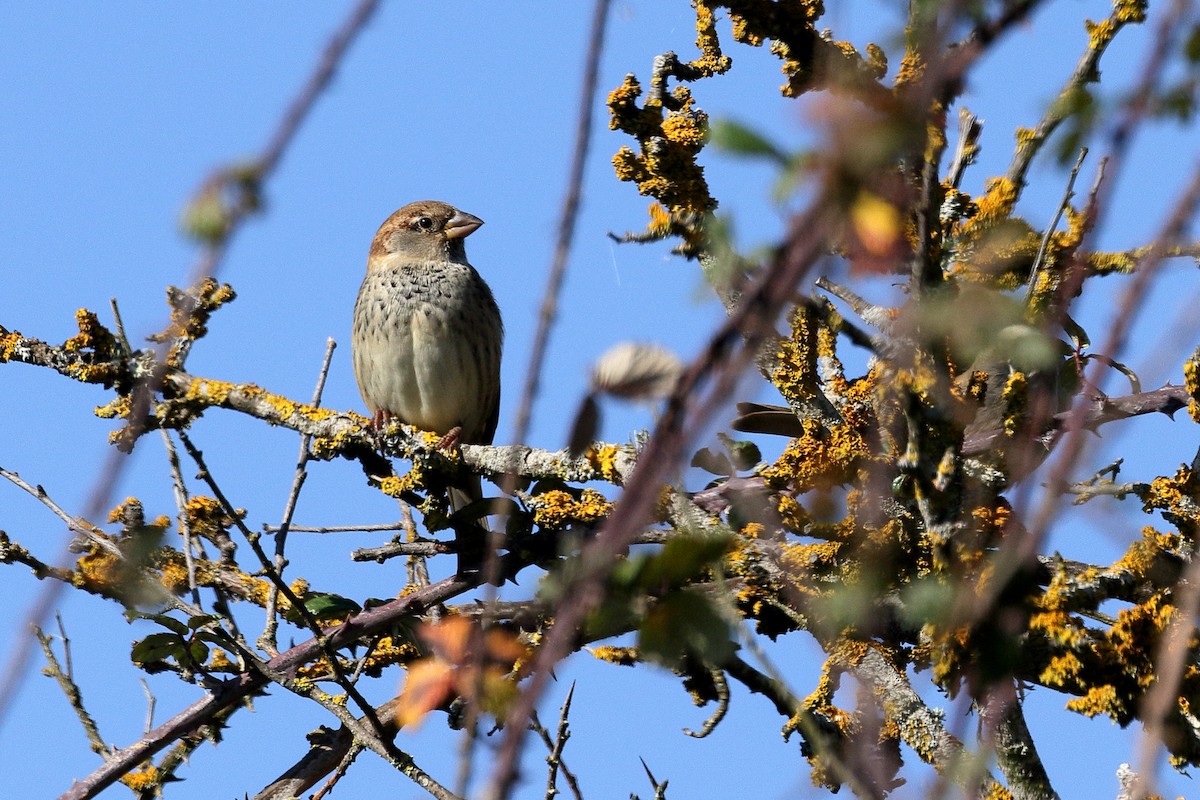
left=369, top=200, right=483, bottom=266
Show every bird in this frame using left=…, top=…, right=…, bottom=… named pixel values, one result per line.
left=352, top=200, right=504, bottom=571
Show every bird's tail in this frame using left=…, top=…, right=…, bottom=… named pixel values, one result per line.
left=448, top=474, right=491, bottom=577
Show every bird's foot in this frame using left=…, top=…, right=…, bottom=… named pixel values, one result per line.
left=369, top=410, right=395, bottom=456
left=435, top=425, right=463, bottom=451
left=370, top=410, right=394, bottom=433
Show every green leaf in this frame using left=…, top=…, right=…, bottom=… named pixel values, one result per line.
left=187, top=639, right=211, bottom=666
left=187, top=614, right=220, bottom=631
left=299, top=593, right=362, bottom=622
left=637, top=531, right=732, bottom=590
left=691, top=446, right=733, bottom=477
left=131, top=632, right=185, bottom=665
left=639, top=590, right=735, bottom=666
left=180, top=186, right=230, bottom=245
left=193, top=631, right=232, bottom=649
left=710, top=119, right=787, bottom=163
left=718, top=433, right=761, bottom=472
left=897, top=577, right=957, bottom=627
left=1061, top=313, right=1090, bottom=351
left=1184, top=22, right=1200, bottom=63
left=132, top=612, right=189, bottom=636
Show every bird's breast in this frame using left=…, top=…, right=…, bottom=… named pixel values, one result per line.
left=351, top=261, right=502, bottom=442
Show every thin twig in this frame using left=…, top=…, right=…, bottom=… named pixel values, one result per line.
left=682, top=667, right=729, bottom=738
left=0, top=0, right=381, bottom=733
left=108, top=298, right=132, bottom=354
left=530, top=682, right=582, bottom=800
left=946, top=108, right=982, bottom=189
left=0, top=468, right=116, bottom=557
left=1003, top=1, right=1138, bottom=192
left=1027, top=162, right=1200, bottom=554
left=35, top=621, right=110, bottom=758
left=263, top=337, right=337, bottom=653
left=1026, top=147, right=1088, bottom=301
left=262, top=522, right=407, bottom=534
left=509, top=0, right=613, bottom=450
left=401, top=501, right=431, bottom=587
left=61, top=575, right=474, bottom=799
left=312, top=743, right=363, bottom=800
left=638, top=757, right=668, bottom=800
left=353, top=540, right=449, bottom=563
left=139, top=679, right=156, bottom=736
left=175, top=430, right=391, bottom=745
left=161, top=430, right=203, bottom=608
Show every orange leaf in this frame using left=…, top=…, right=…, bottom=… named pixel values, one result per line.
left=394, top=659, right=456, bottom=729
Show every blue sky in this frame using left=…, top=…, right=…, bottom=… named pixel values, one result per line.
left=1, top=2, right=1198, bottom=798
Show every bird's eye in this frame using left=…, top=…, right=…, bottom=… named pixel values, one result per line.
left=415, top=216, right=434, bottom=231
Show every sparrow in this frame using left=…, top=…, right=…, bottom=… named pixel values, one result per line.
left=352, top=201, right=504, bottom=570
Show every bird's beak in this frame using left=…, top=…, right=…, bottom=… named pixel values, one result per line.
left=444, top=210, right=483, bottom=239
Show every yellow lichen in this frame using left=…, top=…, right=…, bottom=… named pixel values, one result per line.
left=0, top=328, right=23, bottom=362
left=969, top=178, right=1018, bottom=226
left=1143, top=466, right=1200, bottom=537
left=1065, top=682, right=1122, bottom=717
left=779, top=541, right=843, bottom=572
left=777, top=494, right=809, bottom=533
left=108, top=497, right=142, bottom=526
left=1039, top=652, right=1085, bottom=687
left=208, top=648, right=237, bottom=673
left=647, top=201, right=673, bottom=236
left=73, top=546, right=125, bottom=595
left=774, top=303, right=823, bottom=407
left=691, top=2, right=733, bottom=77
left=61, top=309, right=120, bottom=383
left=1113, top=527, right=1182, bottom=576
left=1085, top=17, right=1117, bottom=49
left=377, top=473, right=419, bottom=499
left=120, top=766, right=160, bottom=792
left=1029, top=608, right=1089, bottom=650
left=532, top=489, right=613, bottom=529
left=894, top=52, right=924, bottom=89
left=586, top=444, right=625, bottom=485
left=310, top=423, right=369, bottom=460
left=1014, top=126, right=1038, bottom=150
left=980, top=784, right=1015, bottom=800
left=1088, top=249, right=1141, bottom=275
left=1184, top=349, right=1200, bottom=423
left=661, top=107, right=708, bottom=150
left=1114, top=0, right=1147, bottom=23
left=591, top=645, right=639, bottom=666
left=94, top=395, right=131, bottom=420
left=184, top=377, right=234, bottom=406
left=359, top=634, right=421, bottom=675
left=1000, top=370, right=1028, bottom=436
left=184, top=496, right=240, bottom=543
left=156, top=555, right=192, bottom=594
left=762, top=418, right=870, bottom=492
left=63, top=309, right=116, bottom=357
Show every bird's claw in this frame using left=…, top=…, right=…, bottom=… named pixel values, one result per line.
left=436, top=426, right=463, bottom=451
